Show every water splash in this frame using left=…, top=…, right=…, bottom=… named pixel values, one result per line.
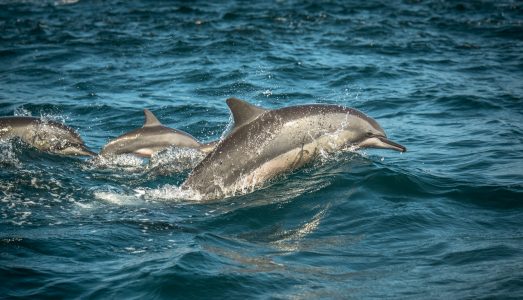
left=13, top=107, right=32, bottom=117
left=87, top=146, right=206, bottom=176
left=135, top=184, right=203, bottom=202
left=0, top=140, right=21, bottom=168
left=148, top=147, right=206, bottom=175
left=87, top=154, right=146, bottom=173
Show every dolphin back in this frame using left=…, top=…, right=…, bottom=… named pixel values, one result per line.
left=99, top=109, right=217, bottom=157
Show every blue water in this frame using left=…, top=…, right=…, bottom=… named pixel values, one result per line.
left=1, top=0, right=523, bottom=298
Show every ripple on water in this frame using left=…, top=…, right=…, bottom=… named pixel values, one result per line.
left=2, top=0, right=523, bottom=298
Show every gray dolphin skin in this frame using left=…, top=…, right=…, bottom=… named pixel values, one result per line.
left=99, top=109, right=216, bottom=158
left=0, top=116, right=96, bottom=156
left=182, top=98, right=406, bottom=200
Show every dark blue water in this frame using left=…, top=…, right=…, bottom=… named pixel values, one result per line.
left=1, top=0, right=523, bottom=298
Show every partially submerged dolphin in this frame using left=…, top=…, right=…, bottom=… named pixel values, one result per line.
left=0, top=116, right=95, bottom=156
left=182, top=98, right=406, bottom=200
left=99, top=109, right=216, bottom=158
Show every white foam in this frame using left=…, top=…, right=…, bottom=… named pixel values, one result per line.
left=74, top=201, right=93, bottom=209
left=135, top=185, right=202, bottom=202
left=87, top=147, right=206, bottom=176
left=86, top=154, right=146, bottom=174
left=93, top=190, right=142, bottom=205
left=55, top=0, right=79, bottom=5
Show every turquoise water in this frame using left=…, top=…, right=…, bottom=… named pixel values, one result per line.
left=1, top=0, right=523, bottom=298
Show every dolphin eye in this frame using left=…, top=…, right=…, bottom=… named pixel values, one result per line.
left=366, top=132, right=373, bottom=137
left=54, top=141, right=71, bottom=150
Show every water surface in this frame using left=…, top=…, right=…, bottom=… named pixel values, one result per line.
left=1, top=0, right=523, bottom=298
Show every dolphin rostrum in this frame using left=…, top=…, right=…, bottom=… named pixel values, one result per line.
left=0, top=116, right=95, bottom=156
left=99, top=109, right=216, bottom=158
left=182, top=98, right=406, bottom=200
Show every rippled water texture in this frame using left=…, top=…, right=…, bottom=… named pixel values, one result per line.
left=1, top=0, right=523, bottom=298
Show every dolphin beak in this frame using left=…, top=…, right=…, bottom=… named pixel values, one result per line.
left=358, top=136, right=407, bottom=152
left=75, top=145, right=98, bottom=156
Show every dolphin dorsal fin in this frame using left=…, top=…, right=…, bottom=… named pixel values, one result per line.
left=143, top=109, right=162, bottom=127
left=226, top=98, right=267, bottom=130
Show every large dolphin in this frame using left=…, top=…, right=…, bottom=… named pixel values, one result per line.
left=99, top=109, right=216, bottom=158
left=182, top=98, right=406, bottom=200
left=0, top=116, right=95, bottom=156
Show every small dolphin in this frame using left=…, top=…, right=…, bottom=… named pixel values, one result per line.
left=99, top=109, right=216, bottom=158
left=0, top=116, right=95, bottom=156
left=182, top=98, right=406, bottom=200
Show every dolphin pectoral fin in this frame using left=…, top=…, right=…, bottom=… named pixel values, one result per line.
left=359, top=136, right=406, bottom=152
left=143, top=109, right=162, bottom=127
left=134, top=148, right=154, bottom=157
left=292, top=149, right=310, bottom=169
left=226, top=98, right=268, bottom=131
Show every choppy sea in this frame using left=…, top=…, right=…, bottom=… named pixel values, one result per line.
left=1, top=0, right=522, bottom=298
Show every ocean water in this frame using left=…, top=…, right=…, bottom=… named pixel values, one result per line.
left=1, top=0, right=523, bottom=298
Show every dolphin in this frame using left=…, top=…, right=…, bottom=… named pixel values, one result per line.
left=0, top=116, right=96, bottom=156
left=99, top=109, right=216, bottom=158
left=182, top=98, right=406, bottom=200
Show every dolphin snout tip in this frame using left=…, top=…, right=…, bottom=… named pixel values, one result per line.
left=384, top=138, right=406, bottom=153
left=76, top=146, right=97, bottom=157
left=84, top=149, right=98, bottom=156
left=359, top=136, right=406, bottom=153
